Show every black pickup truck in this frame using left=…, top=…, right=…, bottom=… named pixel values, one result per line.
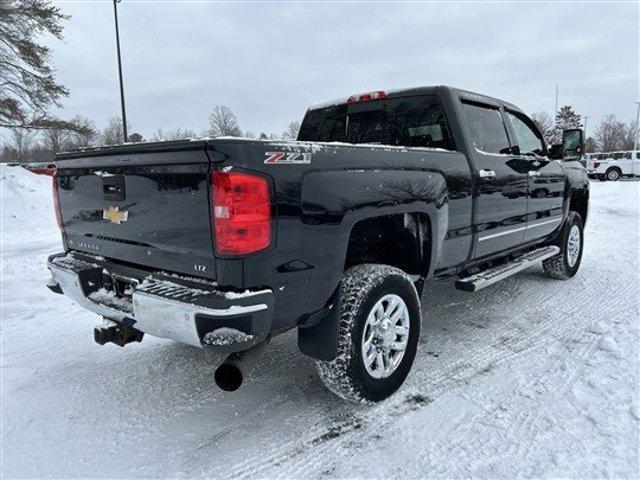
left=46, top=86, right=589, bottom=403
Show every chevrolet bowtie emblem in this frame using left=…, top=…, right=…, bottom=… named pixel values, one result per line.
left=103, top=206, right=128, bottom=224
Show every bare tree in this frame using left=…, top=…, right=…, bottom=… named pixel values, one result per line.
left=67, top=116, right=97, bottom=148
left=530, top=112, right=554, bottom=145
left=282, top=120, right=301, bottom=140
left=243, top=130, right=258, bottom=140
left=623, top=121, right=637, bottom=150
left=594, top=115, right=628, bottom=152
left=258, top=132, right=279, bottom=140
left=207, top=105, right=242, bottom=137
left=151, top=128, right=197, bottom=141
left=0, top=1, right=71, bottom=130
left=11, top=128, right=37, bottom=161
left=42, top=127, right=68, bottom=154
left=100, top=117, right=129, bottom=146
left=585, top=137, right=597, bottom=153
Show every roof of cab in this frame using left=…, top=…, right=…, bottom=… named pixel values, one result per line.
left=309, top=85, right=525, bottom=115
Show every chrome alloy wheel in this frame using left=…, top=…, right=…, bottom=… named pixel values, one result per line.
left=567, top=224, right=581, bottom=267
left=361, top=294, right=410, bottom=379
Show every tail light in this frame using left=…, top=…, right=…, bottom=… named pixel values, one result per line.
left=52, top=170, right=64, bottom=230
left=212, top=171, right=271, bottom=255
left=593, top=161, right=601, bottom=168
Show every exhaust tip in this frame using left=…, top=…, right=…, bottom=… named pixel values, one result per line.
left=214, top=363, right=243, bottom=392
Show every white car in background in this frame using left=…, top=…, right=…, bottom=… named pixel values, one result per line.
left=587, top=150, right=640, bottom=181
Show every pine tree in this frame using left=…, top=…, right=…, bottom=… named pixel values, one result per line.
left=553, top=106, right=582, bottom=144
left=0, top=1, right=73, bottom=130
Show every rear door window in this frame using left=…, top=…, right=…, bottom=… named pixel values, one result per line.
left=461, top=101, right=511, bottom=154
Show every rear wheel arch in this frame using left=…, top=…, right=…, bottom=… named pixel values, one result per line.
left=343, top=212, right=432, bottom=277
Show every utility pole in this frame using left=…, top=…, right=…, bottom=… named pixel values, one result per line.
left=583, top=116, right=589, bottom=137
left=553, top=83, right=559, bottom=141
left=635, top=102, right=640, bottom=151
left=112, top=0, right=128, bottom=143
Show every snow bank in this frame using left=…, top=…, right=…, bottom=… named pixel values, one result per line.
left=0, top=165, right=57, bottom=241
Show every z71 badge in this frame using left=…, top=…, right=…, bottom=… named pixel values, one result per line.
left=264, top=151, right=311, bottom=165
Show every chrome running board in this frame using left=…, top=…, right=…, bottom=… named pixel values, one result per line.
left=455, top=246, right=560, bottom=293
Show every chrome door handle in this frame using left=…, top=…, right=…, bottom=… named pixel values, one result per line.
left=479, top=169, right=496, bottom=179
left=528, top=170, right=541, bottom=177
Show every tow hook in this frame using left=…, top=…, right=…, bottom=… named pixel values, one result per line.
left=94, top=320, right=144, bottom=347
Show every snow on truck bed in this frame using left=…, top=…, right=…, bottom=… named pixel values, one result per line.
left=1, top=165, right=639, bottom=479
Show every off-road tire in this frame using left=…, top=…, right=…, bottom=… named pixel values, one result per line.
left=543, top=211, right=584, bottom=279
left=605, top=167, right=621, bottom=181
left=316, top=264, right=421, bottom=404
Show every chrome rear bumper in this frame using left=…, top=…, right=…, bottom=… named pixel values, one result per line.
left=47, top=252, right=274, bottom=350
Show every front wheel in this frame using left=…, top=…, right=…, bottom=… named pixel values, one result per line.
left=316, top=264, right=421, bottom=404
left=543, top=211, right=584, bottom=279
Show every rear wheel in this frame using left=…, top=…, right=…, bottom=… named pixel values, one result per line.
left=543, top=211, right=584, bottom=279
left=605, top=167, right=621, bottom=181
left=316, top=264, right=421, bottom=404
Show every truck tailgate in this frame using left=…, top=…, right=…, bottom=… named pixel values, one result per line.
left=55, top=146, right=216, bottom=279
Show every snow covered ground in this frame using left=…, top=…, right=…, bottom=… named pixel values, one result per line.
left=1, top=165, right=638, bottom=479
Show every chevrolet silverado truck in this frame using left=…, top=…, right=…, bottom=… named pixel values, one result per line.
left=46, top=86, right=589, bottom=404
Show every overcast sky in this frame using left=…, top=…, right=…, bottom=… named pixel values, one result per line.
left=46, top=1, right=639, bottom=138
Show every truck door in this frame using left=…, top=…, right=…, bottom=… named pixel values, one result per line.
left=460, top=100, right=528, bottom=258
left=504, top=110, right=565, bottom=243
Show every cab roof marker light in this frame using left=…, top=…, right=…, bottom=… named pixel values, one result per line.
left=347, top=90, right=387, bottom=104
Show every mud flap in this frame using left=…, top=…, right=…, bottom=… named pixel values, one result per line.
left=297, top=284, right=341, bottom=361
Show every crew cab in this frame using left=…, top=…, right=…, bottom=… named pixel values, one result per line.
left=46, top=86, right=589, bottom=403
left=588, top=150, right=640, bottom=180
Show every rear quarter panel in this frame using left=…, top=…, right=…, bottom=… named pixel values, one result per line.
left=209, top=139, right=473, bottom=330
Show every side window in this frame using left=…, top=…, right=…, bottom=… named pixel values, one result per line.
left=392, top=96, right=454, bottom=150
left=461, top=101, right=511, bottom=154
left=506, top=111, right=545, bottom=156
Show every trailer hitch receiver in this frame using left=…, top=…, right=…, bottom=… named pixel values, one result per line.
left=94, top=321, right=144, bottom=347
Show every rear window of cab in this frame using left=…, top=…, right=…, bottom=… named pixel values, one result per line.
left=298, top=95, right=455, bottom=151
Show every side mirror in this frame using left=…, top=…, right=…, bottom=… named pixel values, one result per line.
left=562, top=128, right=584, bottom=160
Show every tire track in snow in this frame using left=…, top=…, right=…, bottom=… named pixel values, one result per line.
left=219, top=212, right=638, bottom=480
